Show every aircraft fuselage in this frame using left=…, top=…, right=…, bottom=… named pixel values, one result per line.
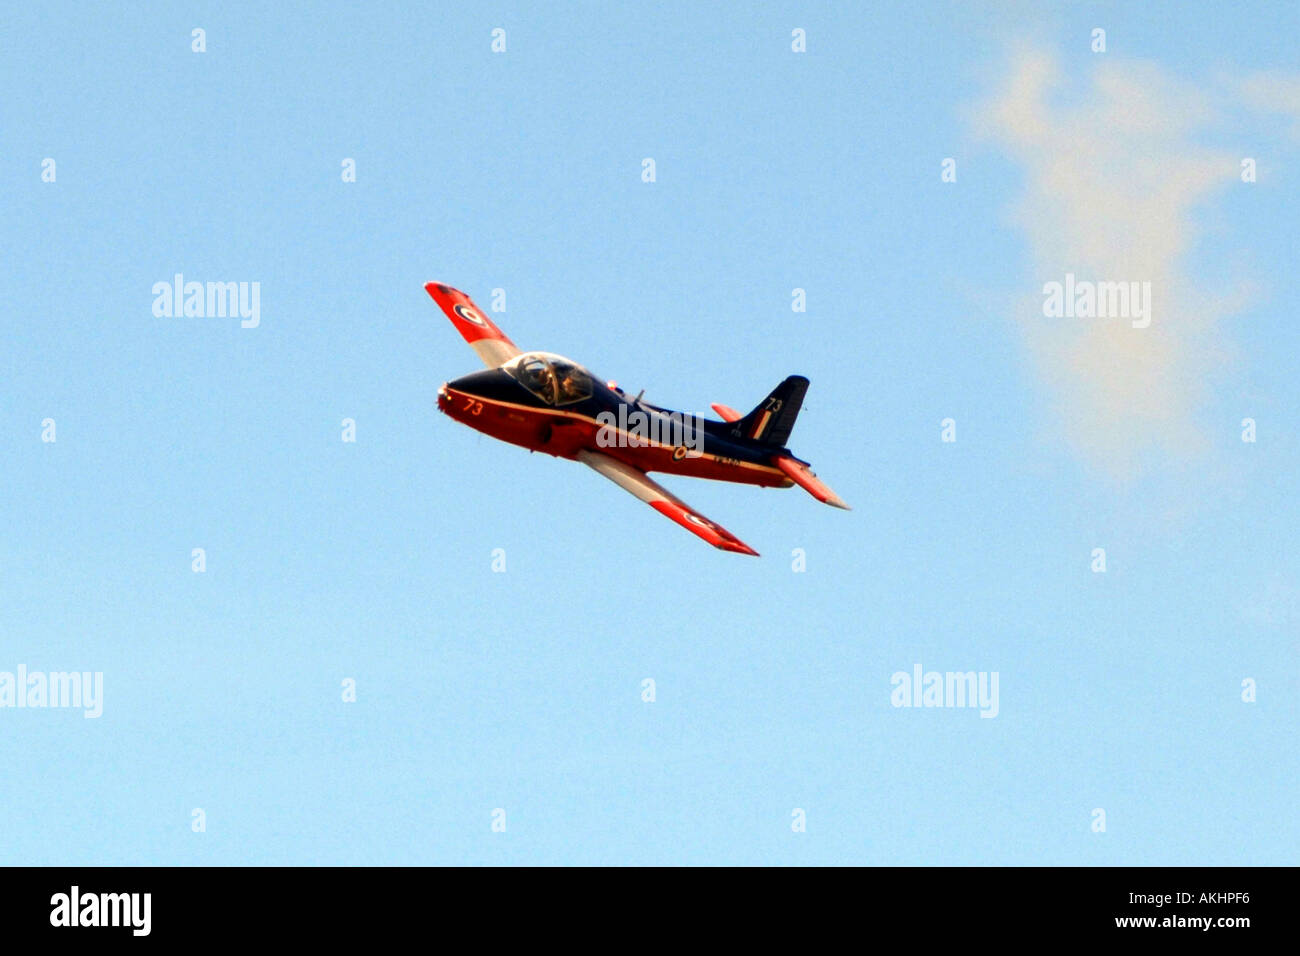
left=438, top=369, right=794, bottom=489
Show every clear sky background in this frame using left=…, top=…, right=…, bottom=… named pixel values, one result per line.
left=1, top=1, right=1296, bottom=865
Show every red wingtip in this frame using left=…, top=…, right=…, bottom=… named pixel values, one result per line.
left=648, top=500, right=759, bottom=556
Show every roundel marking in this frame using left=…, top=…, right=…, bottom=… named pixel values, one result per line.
left=672, top=445, right=689, bottom=462
left=454, top=303, right=488, bottom=327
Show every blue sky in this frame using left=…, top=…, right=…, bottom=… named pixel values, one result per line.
left=1, top=1, right=1296, bottom=865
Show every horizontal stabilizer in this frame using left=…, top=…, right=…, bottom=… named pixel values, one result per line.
left=775, top=455, right=850, bottom=510
left=715, top=402, right=847, bottom=508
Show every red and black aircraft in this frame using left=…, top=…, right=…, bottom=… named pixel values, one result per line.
left=427, top=282, right=848, bottom=556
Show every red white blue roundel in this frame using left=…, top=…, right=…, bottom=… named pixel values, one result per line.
left=454, top=303, right=488, bottom=327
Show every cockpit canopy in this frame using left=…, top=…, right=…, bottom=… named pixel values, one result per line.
left=502, top=351, right=595, bottom=406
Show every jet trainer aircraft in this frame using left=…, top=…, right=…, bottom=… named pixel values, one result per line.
left=427, top=282, right=848, bottom=556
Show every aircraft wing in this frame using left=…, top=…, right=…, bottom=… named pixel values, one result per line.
left=424, top=282, right=521, bottom=368
left=577, top=449, right=759, bottom=556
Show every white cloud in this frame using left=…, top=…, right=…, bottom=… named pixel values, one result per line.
left=975, top=49, right=1254, bottom=480
left=1235, top=70, right=1300, bottom=140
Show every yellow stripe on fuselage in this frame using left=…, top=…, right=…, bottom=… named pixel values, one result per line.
left=443, top=387, right=787, bottom=477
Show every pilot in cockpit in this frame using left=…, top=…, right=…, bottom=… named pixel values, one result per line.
left=558, top=369, right=586, bottom=403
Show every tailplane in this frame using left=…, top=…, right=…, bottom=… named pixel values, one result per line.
left=774, top=456, right=851, bottom=510
left=711, top=381, right=850, bottom=510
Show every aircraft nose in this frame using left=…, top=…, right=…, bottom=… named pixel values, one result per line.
left=446, top=368, right=517, bottom=401
left=448, top=370, right=491, bottom=395
left=440, top=369, right=524, bottom=415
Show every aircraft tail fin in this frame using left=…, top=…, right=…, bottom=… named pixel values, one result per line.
left=730, top=375, right=808, bottom=448
left=713, top=381, right=849, bottom=510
